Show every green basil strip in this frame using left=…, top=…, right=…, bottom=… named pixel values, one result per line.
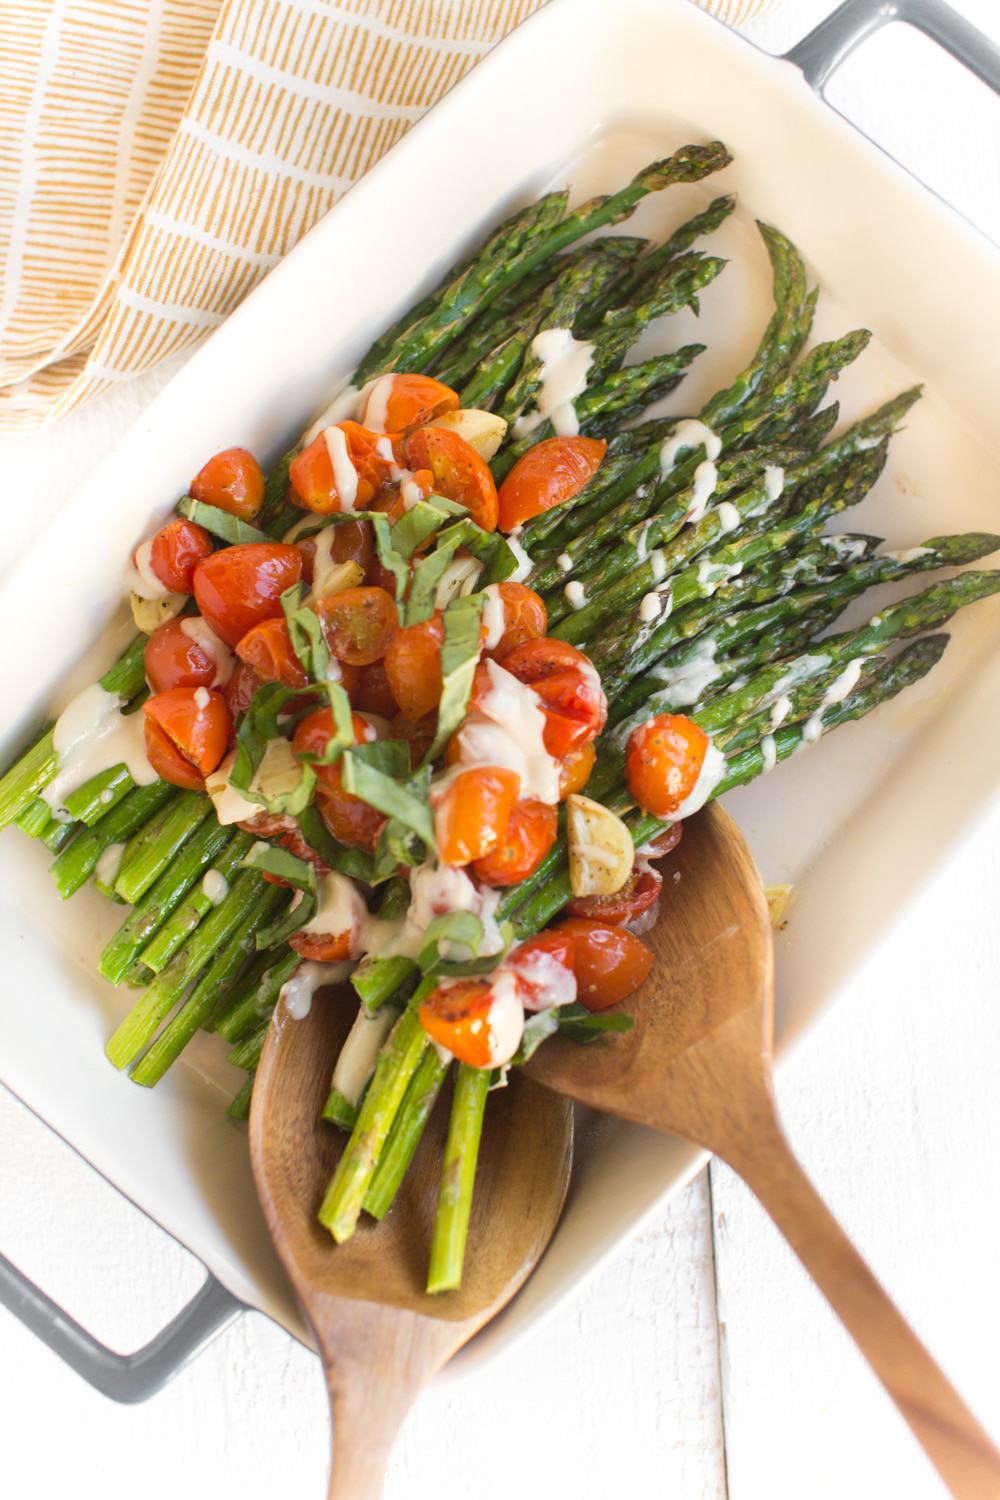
left=514, top=1009, right=561, bottom=1064
left=281, top=584, right=330, bottom=682
left=482, top=534, right=520, bottom=585
left=230, top=682, right=304, bottom=795
left=371, top=816, right=425, bottom=881
left=389, top=494, right=466, bottom=559
left=349, top=739, right=411, bottom=778
left=297, top=804, right=376, bottom=882
left=369, top=513, right=410, bottom=605
left=418, top=911, right=483, bottom=972
left=422, top=594, right=484, bottom=765
left=242, top=844, right=318, bottom=948
left=177, top=496, right=271, bottom=545
left=292, top=681, right=354, bottom=767
left=404, top=523, right=470, bottom=625
left=558, top=1002, right=635, bottom=1043
left=340, top=751, right=436, bottom=851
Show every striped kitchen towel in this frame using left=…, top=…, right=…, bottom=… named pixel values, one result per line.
left=0, top=0, right=783, bottom=430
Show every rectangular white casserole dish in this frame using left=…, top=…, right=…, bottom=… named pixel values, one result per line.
left=1, top=0, right=999, bottom=1389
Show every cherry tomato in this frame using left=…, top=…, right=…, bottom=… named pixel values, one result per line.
left=144, top=718, right=207, bottom=791
left=647, top=823, right=684, bottom=857
left=224, top=659, right=264, bottom=718
left=144, top=618, right=217, bottom=694
left=363, top=373, right=459, bottom=434
left=418, top=979, right=497, bottom=1069
left=558, top=741, right=596, bottom=799
left=148, top=518, right=213, bottom=594
left=192, top=542, right=302, bottom=647
left=391, top=710, right=437, bottom=769
left=143, top=687, right=231, bottom=787
left=502, top=637, right=607, bottom=752
left=318, top=586, right=398, bottom=666
left=404, top=426, right=498, bottom=531
left=289, top=928, right=354, bottom=961
left=235, top=813, right=331, bottom=875
left=497, top=436, right=607, bottom=532
left=433, top=766, right=520, bottom=865
left=626, top=712, right=708, bottom=818
left=566, top=864, right=663, bottom=925
left=483, top=582, right=547, bottom=661
left=298, top=519, right=374, bottom=580
left=472, top=798, right=557, bottom=886
left=352, top=658, right=398, bottom=717
left=288, top=422, right=389, bottom=514
left=317, top=788, right=385, bottom=853
left=235, top=617, right=307, bottom=689
left=293, top=708, right=384, bottom=851
left=503, top=930, right=576, bottom=1009
left=551, top=917, right=653, bottom=1011
left=190, top=447, right=264, bottom=520
left=384, top=612, right=444, bottom=720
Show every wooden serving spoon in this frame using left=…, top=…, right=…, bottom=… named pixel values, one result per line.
left=249, top=985, right=574, bottom=1500
left=527, top=802, right=1000, bottom=1500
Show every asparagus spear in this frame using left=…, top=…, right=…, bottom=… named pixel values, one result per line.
left=427, top=1065, right=490, bottom=1294
left=135, top=830, right=255, bottom=976
left=50, top=781, right=175, bottom=900
left=364, top=1048, right=451, bottom=1219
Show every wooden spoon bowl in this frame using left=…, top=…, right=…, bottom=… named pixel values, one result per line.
left=250, top=988, right=573, bottom=1500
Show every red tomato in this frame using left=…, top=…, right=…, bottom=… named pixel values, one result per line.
left=626, top=713, right=709, bottom=818
left=472, top=798, right=557, bottom=886
left=647, top=823, right=683, bottom=857
left=352, top=658, right=398, bottom=717
left=298, top=519, right=374, bottom=580
left=192, top=542, right=302, bottom=647
left=224, top=659, right=264, bottom=718
left=497, top=436, right=607, bottom=531
left=391, top=710, right=437, bottom=770
left=384, top=612, right=444, bottom=720
left=292, top=708, right=384, bottom=851
left=143, top=718, right=206, bottom=791
left=290, top=928, right=354, bottom=961
left=288, top=422, right=389, bottom=514
left=433, top=766, right=520, bottom=865
left=502, top=637, right=607, bottom=752
left=318, top=586, right=398, bottom=666
left=404, top=426, right=498, bottom=531
left=235, top=617, right=307, bottom=689
left=566, top=864, right=663, bottom=925
left=551, top=917, right=653, bottom=1011
left=237, top=812, right=333, bottom=875
left=558, top=741, right=596, bottom=799
left=484, top=581, right=547, bottom=661
left=148, top=518, right=213, bottom=594
left=143, top=687, right=231, bottom=787
left=364, top=373, right=459, bottom=434
left=190, top=447, right=264, bottom=520
left=503, top=930, right=576, bottom=1009
left=144, top=618, right=217, bottom=693
left=418, top=979, right=497, bottom=1069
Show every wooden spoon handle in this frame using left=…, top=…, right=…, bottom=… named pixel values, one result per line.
left=720, top=1113, right=1000, bottom=1500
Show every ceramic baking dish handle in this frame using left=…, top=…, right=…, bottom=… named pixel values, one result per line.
left=784, top=0, right=1000, bottom=97
left=0, top=1246, right=242, bottom=1403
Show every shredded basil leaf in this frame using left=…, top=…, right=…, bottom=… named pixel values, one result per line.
left=291, top=681, right=354, bottom=767
left=281, top=584, right=330, bottom=682
left=431, top=920, right=513, bottom=977
left=558, top=1002, right=635, bottom=1043
left=404, top=524, right=470, bottom=625
left=340, top=752, right=436, bottom=851
left=369, top=513, right=410, bottom=605
left=297, top=804, right=376, bottom=882
left=348, top=739, right=411, bottom=778
left=389, top=494, right=465, bottom=559
left=417, top=912, right=483, bottom=972
left=242, top=844, right=318, bottom=948
left=481, top=534, right=520, bottom=584
left=422, top=594, right=484, bottom=765
left=177, top=496, right=271, bottom=545
left=513, top=1009, right=561, bottom=1064
left=230, top=683, right=306, bottom=796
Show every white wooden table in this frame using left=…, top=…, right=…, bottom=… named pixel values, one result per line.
left=2, top=3, right=999, bottom=1496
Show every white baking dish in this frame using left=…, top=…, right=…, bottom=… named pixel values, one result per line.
left=1, top=0, right=999, bottom=1389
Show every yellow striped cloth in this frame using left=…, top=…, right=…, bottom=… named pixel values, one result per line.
left=0, top=0, right=781, bottom=430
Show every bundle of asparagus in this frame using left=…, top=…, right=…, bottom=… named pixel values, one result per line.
left=1, top=141, right=997, bottom=1295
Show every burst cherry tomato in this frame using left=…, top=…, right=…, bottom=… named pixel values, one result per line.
left=482, top=582, right=547, bottom=661
left=288, top=422, right=389, bottom=514
left=497, top=436, right=607, bottom=532
left=298, top=519, right=374, bottom=580
left=566, top=864, right=663, bottom=925
left=404, top=426, right=498, bottom=531
left=363, top=373, right=459, bottom=434
left=472, top=798, right=557, bottom=886
left=626, top=713, right=709, bottom=817
left=224, top=660, right=264, bottom=717
left=418, top=979, right=498, bottom=1069
left=502, top=637, right=607, bottom=753
left=144, top=618, right=218, bottom=693
left=558, top=741, right=596, bottom=799
left=190, top=447, right=264, bottom=520
left=433, top=766, right=520, bottom=865
left=391, top=710, right=436, bottom=769
left=289, top=928, right=354, bottom=961
left=317, top=586, right=398, bottom=666
left=235, top=617, right=307, bottom=688
left=503, top=931, right=576, bottom=1009
left=551, top=917, right=653, bottom=1011
left=192, top=542, right=302, bottom=647
left=143, top=686, right=231, bottom=788
left=292, top=707, right=384, bottom=851
left=384, top=612, right=444, bottom=720
left=352, top=658, right=398, bottom=718
left=143, top=719, right=207, bottom=791
left=148, top=518, right=213, bottom=594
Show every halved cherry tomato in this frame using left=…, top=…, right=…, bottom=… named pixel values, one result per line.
left=433, top=766, right=520, bottom=865
left=224, top=659, right=264, bottom=718
left=143, top=687, right=231, bottom=788
left=288, top=422, right=389, bottom=514
left=502, top=637, right=607, bottom=752
left=191, top=447, right=264, bottom=520
left=145, top=618, right=217, bottom=694
left=235, top=617, right=307, bottom=689
left=293, top=707, right=384, bottom=851
left=558, top=741, right=596, bottom=799
left=551, top=917, right=653, bottom=1011
left=192, top=542, right=302, bottom=647
left=418, top=979, right=497, bottom=1069
left=318, top=586, right=398, bottom=666
left=236, top=811, right=331, bottom=874
left=405, top=426, right=498, bottom=531
left=566, top=864, right=663, bottom=925
left=316, top=788, right=385, bottom=853
left=497, top=436, right=606, bottom=532
left=384, top=612, right=444, bottom=720
left=472, top=798, right=557, bottom=886
left=483, top=581, right=547, bottom=661
left=144, top=718, right=207, bottom=791
left=626, top=712, right=708, bottom=818
left=363, top=373, right=459, bottom=434
left=352, top=658, right=398, bottom=717
left=503, top=930, right=576, bottom=1009
left=391, top=710, right=437, bottom=770
left=290, top=928, right=354, bottom=961
left=148, top=518, right=213, bottom=594
left=298, top=519, right=374, bottom=580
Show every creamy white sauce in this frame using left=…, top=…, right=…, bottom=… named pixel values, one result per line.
left=302, top=376, right=370, bottom=444
left=696, top=558, right=740, bottom=596
left=820, top=657, right=864, bottom=708
left=279, top=958, right=354, bottom=1020
left=824, top=534, right=870, bottom=563
left=884, top=545, right=932, bottom=563
left=179, top=617, right=234, bottom=686
left=505, top=527, right=534, bottom=583
left=760, top=733, right=777, bottom=772
left=385, top=863, right=505, bottom=962
left=332, top=1003, right=399, bottom=1104
left=564, top=579, right=587, bottom=610
left=510, top=948, right=577, bottom=1012
left=362, top=373, right=396, bottom=433
left=715, top=501, right=741, bottom=535
left=95, top=842, right=125, bottom=888
left=769, top=694, right=793, bottom=730
left=204, top=750, right=261, bottom=825
left=300, top=871, right=367, bottom=944
left=477, top=968, right=525, bottom=1066
left=686, top=460, right=718, bottom=524
left=400, top=477, right=423, bottom=510
left=99, top=788, right=115, bottom=805
left=639, top=592, right=661, bottom=623
left=800, top=714, right=824, bottom=745
left=323, top=425, right=359, bottom=511
left=201, top=869, right=229, bottom=906
left=649, top=549, right=667, bottom=584
left=557, top=552, right=574, bottom=574
left=674, top=739, right=727, bottom=820
left=125, top=540, right=170, bottom=601
left=513, top=327, right=595, bottom=439
left=43, top=685, right=158, bottom=819
left=763, top=465, right=786, bottom=502
left=650, top=637, right=719, bottom=708
left=634, top=521, right=652, bottom=563
left=659, top=419, right=721, bottom=475
left=449, top=659, right=562, bottom=804
left=480, top=584, right=507, bottom=650
left=193, top=686, right=210, bottom=709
